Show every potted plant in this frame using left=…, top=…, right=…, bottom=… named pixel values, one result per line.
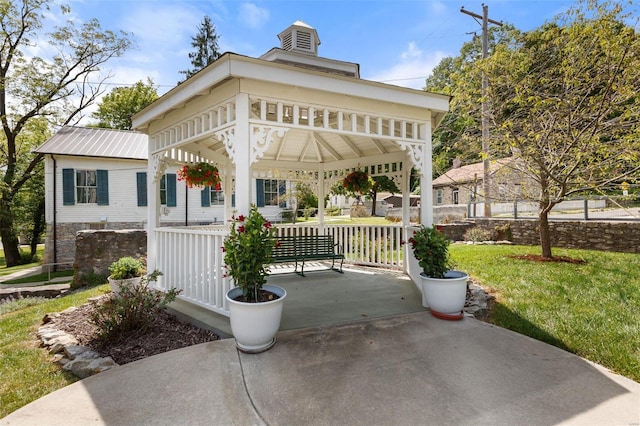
left=223, top=206, right=286, bottom=353
left=177, top=162, right=221, bottom=189
left=342, top=170, right=372, bottom=202
left=107, top=256, right=145, bottom=296
left=408, top=225, right=468, bottom=320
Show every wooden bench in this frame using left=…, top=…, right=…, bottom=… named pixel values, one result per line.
left=271, top=235, right=345, bottom=276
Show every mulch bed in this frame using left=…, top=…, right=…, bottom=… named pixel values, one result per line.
left=50, top=297, right=220, bottom=365
left=509, top=254, right=587, bottom=264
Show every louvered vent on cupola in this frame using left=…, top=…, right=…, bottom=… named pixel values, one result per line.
left=277, top=20, right=320, bottom=56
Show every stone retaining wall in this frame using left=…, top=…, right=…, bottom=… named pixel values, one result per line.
left=44, top=222, right=145, bottom=269
left=74, top=230, right=147, bottom=288
left=461, top=219, right=640, bottom=253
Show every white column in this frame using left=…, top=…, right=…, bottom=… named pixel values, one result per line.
left=420, top=118, right=433, bottom=226
left=234, top=93, right=251, bottom=215
left=402, top=166, right=410, bottom=226
left=147, top=159, right=160, bottom=274
left=318, top=164, right=325, bottom=234
left=224, top=160, right=233, bottom=221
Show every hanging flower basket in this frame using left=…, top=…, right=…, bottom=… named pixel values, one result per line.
left=342, top=170, right=372, bottom=195
left=177, top=162, right=221, bottom=189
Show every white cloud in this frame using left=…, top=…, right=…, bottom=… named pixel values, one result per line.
left=365, top=42, right=448, bottom=90
left=238, top=3, right=270, bottom=29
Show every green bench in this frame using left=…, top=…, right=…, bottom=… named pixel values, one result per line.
left=271, top=235, right=345, bottom=276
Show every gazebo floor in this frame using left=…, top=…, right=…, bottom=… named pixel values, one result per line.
left=167, top=263, right=426, bottom=337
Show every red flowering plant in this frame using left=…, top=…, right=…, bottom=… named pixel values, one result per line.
left=223, top=206, right=278, bottom=303
left=177, top=162, right=221, bottom=189
left=342, top=170, right=372, bottom=196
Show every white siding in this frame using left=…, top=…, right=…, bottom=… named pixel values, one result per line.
left=46, top=155, right=227, bottom=226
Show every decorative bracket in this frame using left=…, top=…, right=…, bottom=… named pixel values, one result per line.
left=250, top=125, right=288, bottom=165
left=397, top=141, right=426, bottom=175
left=216, top=128, right=236, bottom=163
left=151, top=152, right=168, bottom=183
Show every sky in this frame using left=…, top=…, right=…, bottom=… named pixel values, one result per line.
left=58, top=0, right=577, bottom=97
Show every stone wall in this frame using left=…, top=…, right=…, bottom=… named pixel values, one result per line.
left=44, top=222, right=145, bottom=269
left=461, top=219, right=640, bottom=253
left=73, top=230, right=147, bottom=288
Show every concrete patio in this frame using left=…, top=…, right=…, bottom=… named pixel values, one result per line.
left=167, top=263, right=426, bottom=337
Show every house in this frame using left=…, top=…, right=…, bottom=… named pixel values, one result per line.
left=129, top=20, right=449, bottom=316
left=432, top=157, right=534, bottom=206
left=36, top=126, right=303, bottom=268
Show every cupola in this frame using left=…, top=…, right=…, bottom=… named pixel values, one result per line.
left=277, top=20, right=320, bottom=56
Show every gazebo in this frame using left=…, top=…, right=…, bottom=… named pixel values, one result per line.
left=132, top=21, right=449, bottom=316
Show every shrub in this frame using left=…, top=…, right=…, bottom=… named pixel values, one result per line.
left=108, top=256, right=144, bottom=280
left=90, top=271, right=180, bottom=343
left=463, top=227, right=493, bottom=243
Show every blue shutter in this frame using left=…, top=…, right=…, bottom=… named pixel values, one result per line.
left=62, top=169, right=75, bottom=205
left=201, top=186, right=211, bottom=207
left=96, top=170, right=109, bottom=205
left=166, top=173, right=177, bottom=207
left=137, top=172, right=147, bottom=206
left=232, top=193, right=235, bottom=208
left=256, top=179, right=265, bottom=207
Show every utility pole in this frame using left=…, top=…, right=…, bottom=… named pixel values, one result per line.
left=461, top=4, right=502, bottom=218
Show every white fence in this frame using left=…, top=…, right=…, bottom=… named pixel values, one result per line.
left=154, top=223, right=407, bottom=317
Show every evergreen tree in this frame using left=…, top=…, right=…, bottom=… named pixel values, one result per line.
left=180, top=15, right=221, bottom=81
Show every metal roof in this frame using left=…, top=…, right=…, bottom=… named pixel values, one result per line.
left=35, top=126, right=148, bottom=160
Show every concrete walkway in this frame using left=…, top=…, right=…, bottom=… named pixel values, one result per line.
left=2, top=265, right=640, bottom=425
left=3, top=311, right=639, bottom=425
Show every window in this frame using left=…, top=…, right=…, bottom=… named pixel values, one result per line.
left=201, top=186, right=224, bottom=207
left=160, top=175, right=167, bottom=205
left=263, top=179, right=287, bottom=207
left=452, top=188, right=459, bottom=205
left=62, top=168, right=108, bottom=205
left=436, top=189, right=443, bottom=205
left=159, top=174, right=177, bottom=207
left=76, top=170, right=97, bottom=203
left=210, top=188, right=224, bottom=205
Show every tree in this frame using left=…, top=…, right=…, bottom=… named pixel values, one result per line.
left=180, top=15, right=221, bottom=81
left=368, top=176, right=399, bottom=216
left=0, top=0, right=132, bottom=266
left=283, top=182, right=318, bottom=222
left=11, top=118, right=50, bottom=261
left=92, top=78, right=158, bottom=130
left=425, top=25, right=519, bottom=178
left=485, top=0, right=640, bottom=258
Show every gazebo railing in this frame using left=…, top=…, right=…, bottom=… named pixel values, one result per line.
left=275, top=224, right=405, bottom=269
left=154, top=223, right=405, bottom=316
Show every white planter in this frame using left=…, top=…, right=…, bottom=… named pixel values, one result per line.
left=108, top=276, right=142, bottom=296
left=420, top=271, right=468, bottom=316
left=226, top=284, right=287, bottom=353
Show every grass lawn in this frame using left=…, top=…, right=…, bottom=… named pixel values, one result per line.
left=0, top=246, right=46, bottom=279
left=450, top=244, right=640, bottom=383
left=0, top=284, right=109, bottom=418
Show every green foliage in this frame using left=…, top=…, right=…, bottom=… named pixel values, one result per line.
left=90, top=271, right=179, bottom=343
left=408, top=225, right=452, bottom=278
left=180, top=15, right=221, bottom=81
left=0, top=0, right=131, bottom=266
left=108, top=257, right=144, bottom=280
left=463, top=227, right=493, bottom=242
left=223, top=206, right=277, bottom=302
left=92, top=78, right=158, bottom=130
left=485, top=0, right=640, bottom=257
left=0, top=297, right=47, bottom=315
